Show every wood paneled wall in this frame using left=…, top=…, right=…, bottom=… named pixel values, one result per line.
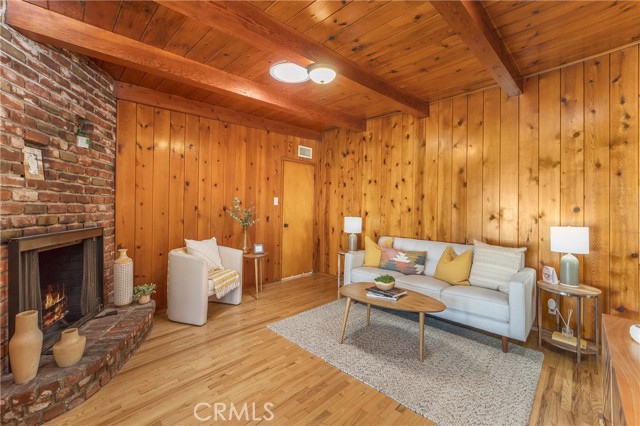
left=115, top=101, right=317, bottom=308
left=316, top=46, right=640, bottom=335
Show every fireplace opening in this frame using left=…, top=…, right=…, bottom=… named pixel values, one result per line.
left=8, top=228, right=104, bottom=353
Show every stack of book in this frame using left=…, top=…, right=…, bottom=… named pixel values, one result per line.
left=366, top=286, right=407, bottom=301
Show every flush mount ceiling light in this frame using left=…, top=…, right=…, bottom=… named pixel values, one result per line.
left=307, top=63, right=337, bottom=84
left=269, top=62, right=309, bottom=83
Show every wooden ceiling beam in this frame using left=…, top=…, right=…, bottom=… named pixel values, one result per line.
left=156, top=0, right=430, bottom=117
left=431, top=0, right=523, bottom=96
left=114, top=83, right=322, bottom=140
left=5, top=0, right=365, bottom=131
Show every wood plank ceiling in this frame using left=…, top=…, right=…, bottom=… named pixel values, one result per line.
left=9, top=0, right=640, bottom=138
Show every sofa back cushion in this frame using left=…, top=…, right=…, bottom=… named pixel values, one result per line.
left=468, top=240, right=526, bottom=293
left=379, top=247, right=427, bottom=275
left=385, top=237, right=473, bottom=276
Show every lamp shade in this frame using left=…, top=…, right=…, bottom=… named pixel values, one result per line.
left=344, top=217, right=362, bottom=234
left=550, top=226, right=589, bottom=254
left=307, top=64, right=336, bottom=84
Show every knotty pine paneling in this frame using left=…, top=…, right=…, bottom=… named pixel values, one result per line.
left=317, top=46, right=640, bottom=337
left=115, top=101, right=317, bottom=308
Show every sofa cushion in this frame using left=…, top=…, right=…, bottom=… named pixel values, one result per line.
left=379, top=247, right=426, bottom=275
left=185, top=237, right=223, bottom=271
left=441, top=285, right=510, bottom=323
left=364, top=236, right=393, bottom=267
left=395, top=274, right=450, bottom=301
left=350, top=267, right=406, bottom=284
left=468, top=240, right=526, bottom=294
left=434, top=246, right=472, bottom=285
left=388, top=237, right=473, bottom=277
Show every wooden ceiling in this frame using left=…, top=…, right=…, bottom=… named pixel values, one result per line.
left=7, top=0, right=640, bottom=138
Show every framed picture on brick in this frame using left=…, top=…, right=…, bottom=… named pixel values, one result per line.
left=23, top=147, right=44, bottom=180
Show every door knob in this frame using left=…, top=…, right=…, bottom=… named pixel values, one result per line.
left=284, top=223, right=289, bottom=228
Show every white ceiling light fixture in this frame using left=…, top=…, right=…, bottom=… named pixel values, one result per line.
left=269, top=62, right=309, bottom=83
left=307, top=63, right=336, bottom=84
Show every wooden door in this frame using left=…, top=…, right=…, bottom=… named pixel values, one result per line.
left=282, top=161, right=315, bottom=278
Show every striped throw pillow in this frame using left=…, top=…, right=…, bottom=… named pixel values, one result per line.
left=468, top=240, right=526, bottom=294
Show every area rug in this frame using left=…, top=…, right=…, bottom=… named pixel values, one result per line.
left=268, top=300, right=543, bottom=426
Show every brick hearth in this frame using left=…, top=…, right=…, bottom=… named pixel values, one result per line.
left=0, top=302, right=155, bottom=425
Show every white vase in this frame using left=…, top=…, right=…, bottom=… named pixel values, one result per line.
left=9, top=310, right=43, bottom=384
left=114, top=249, right=133, bottom=306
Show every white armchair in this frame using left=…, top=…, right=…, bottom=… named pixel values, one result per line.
left=167, top=246, right=243, bottom=326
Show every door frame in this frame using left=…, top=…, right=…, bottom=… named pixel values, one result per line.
left=280, top=158, right=317, bottom=279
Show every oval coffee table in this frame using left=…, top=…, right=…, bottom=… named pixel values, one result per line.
left=339, top=282, right=446, bottom=362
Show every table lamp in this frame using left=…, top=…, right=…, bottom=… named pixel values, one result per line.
left=344, top=217, right=362, bottom=251
left=550, top=226, right=589, bottom=287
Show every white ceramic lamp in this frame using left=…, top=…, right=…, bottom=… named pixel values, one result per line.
left=550, top=226, right=589, bottom=287
left=344, top=217, right=362, bottom=251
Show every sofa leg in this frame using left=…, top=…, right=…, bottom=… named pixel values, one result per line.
left=501, top=336, right=508, bottom=353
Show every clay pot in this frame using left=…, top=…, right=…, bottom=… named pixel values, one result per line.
left=138, top=294, right=151, bottom=305
left=53, top=328, right=86, bottom=368
left=9, top=310, right=43, bottom=384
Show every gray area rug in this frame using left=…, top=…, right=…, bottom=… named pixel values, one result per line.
left=268, top=300, right=543, bottom=426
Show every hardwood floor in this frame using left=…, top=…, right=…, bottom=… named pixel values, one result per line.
left=49, top=274, right=601, bottom=426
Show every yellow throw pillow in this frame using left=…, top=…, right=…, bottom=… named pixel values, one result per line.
left=364, top=236, right=393, bottom=267
left=434, top=246, right=472, bottom=285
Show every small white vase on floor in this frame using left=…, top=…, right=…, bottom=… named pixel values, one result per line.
left=114, top=248, right=133, bottom=306
left=9, top=310, right=43, bottom=384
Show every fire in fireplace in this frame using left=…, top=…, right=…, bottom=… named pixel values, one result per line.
left=8, top=228, right=104, bottom=351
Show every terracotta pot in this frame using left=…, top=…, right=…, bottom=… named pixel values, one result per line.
left=138, top=294, right=151, bottom=305
left=9, top=310, right=43, bottom=384
left=53, top=328, right=86, bottom=368
left=114, top=248, right=134, bottom=306
left=241, top=228, right=252, bottom=254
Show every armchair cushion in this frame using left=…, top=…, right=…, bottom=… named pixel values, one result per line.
left=185, top=237, right=223, bottom=271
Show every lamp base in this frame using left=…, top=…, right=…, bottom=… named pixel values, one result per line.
left=348, top=233, right=358, bottom=251
left=559, top=253, right=580, bottom=287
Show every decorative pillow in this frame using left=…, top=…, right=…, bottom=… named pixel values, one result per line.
left=364, top=236, right=393, bottom=267
left=185, top=237, right=223, bottom=271
left=379, top=247, right=426, bottom=275
left=468, top=240, right=526, bottom=294
left=434, top=246, right=472, bottom=285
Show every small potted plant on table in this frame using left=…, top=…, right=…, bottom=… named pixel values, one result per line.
left=374, top=274, right=396, bottom=291
left=133, top=283, right=156, bottom=305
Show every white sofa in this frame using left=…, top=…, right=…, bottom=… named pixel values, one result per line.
left=344, top=237, right=536, bottom=351
left=167, top=246, right=243, bottom=326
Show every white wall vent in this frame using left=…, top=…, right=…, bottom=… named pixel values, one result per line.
left=298, top=145, right=313, bottom=159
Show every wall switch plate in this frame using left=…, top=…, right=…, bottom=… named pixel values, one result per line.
left=274, top=197, right=279, bottom=206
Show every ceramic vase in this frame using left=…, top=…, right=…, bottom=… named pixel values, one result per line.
left=138, top=294, right=151, bottom=305
left=114, top=249, right=133, bottom=306
left=241, top=228, right=252, bottom=254
left=53, top=328, right=86, bottom=368
left=9, top=310, right=43, bottom=384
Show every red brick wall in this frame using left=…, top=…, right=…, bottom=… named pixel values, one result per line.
left=0, top=19, right=116, bottom=370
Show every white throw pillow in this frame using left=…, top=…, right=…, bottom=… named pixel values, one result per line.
left=468, top=240, right=526, bottom=294
left=185, top=237, right=223, bottom=271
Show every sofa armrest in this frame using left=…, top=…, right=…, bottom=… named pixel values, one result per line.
left=167, top=249, right=209, bottom=325
left=507, top=267, right=537, bottom=341
left=344, top=250, right=365, bottom=285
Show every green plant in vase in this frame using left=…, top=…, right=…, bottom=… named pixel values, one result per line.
left=133, top=283, right=156, bottom=305
left=226, top=197, right=259, bottom=254
left=374, top=274, right=396, bottom=290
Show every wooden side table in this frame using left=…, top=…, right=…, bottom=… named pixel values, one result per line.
left=537, top=280, right=601, bottom=363
left=243, top=252, right=268, bottom=300
left=337, top=250, right=346, bottom=289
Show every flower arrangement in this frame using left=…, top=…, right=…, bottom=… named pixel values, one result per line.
left=226, top=197, right=259, bottom=229
left=133, top=283, right=156, bottom=301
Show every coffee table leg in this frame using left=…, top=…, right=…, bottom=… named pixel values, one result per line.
left=367, top=304, right=371, bottom=325
left=339, top=297, right=352, bottom=344
left=419, top=312, right=425, bottom=362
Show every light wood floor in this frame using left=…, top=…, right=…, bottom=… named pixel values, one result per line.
left=49, top=274, right=601, bottom=426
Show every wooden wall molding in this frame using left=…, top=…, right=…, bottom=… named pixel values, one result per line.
left=114, top=83, right=322, bottom=141
left=431, top=1, right=523, bottom=96
left=6, top=0, right=365, bottom=131
left=157, top=0, right=430, bottom=117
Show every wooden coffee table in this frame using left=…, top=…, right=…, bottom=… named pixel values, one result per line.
left=339, top=282, right=446, bottom=362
